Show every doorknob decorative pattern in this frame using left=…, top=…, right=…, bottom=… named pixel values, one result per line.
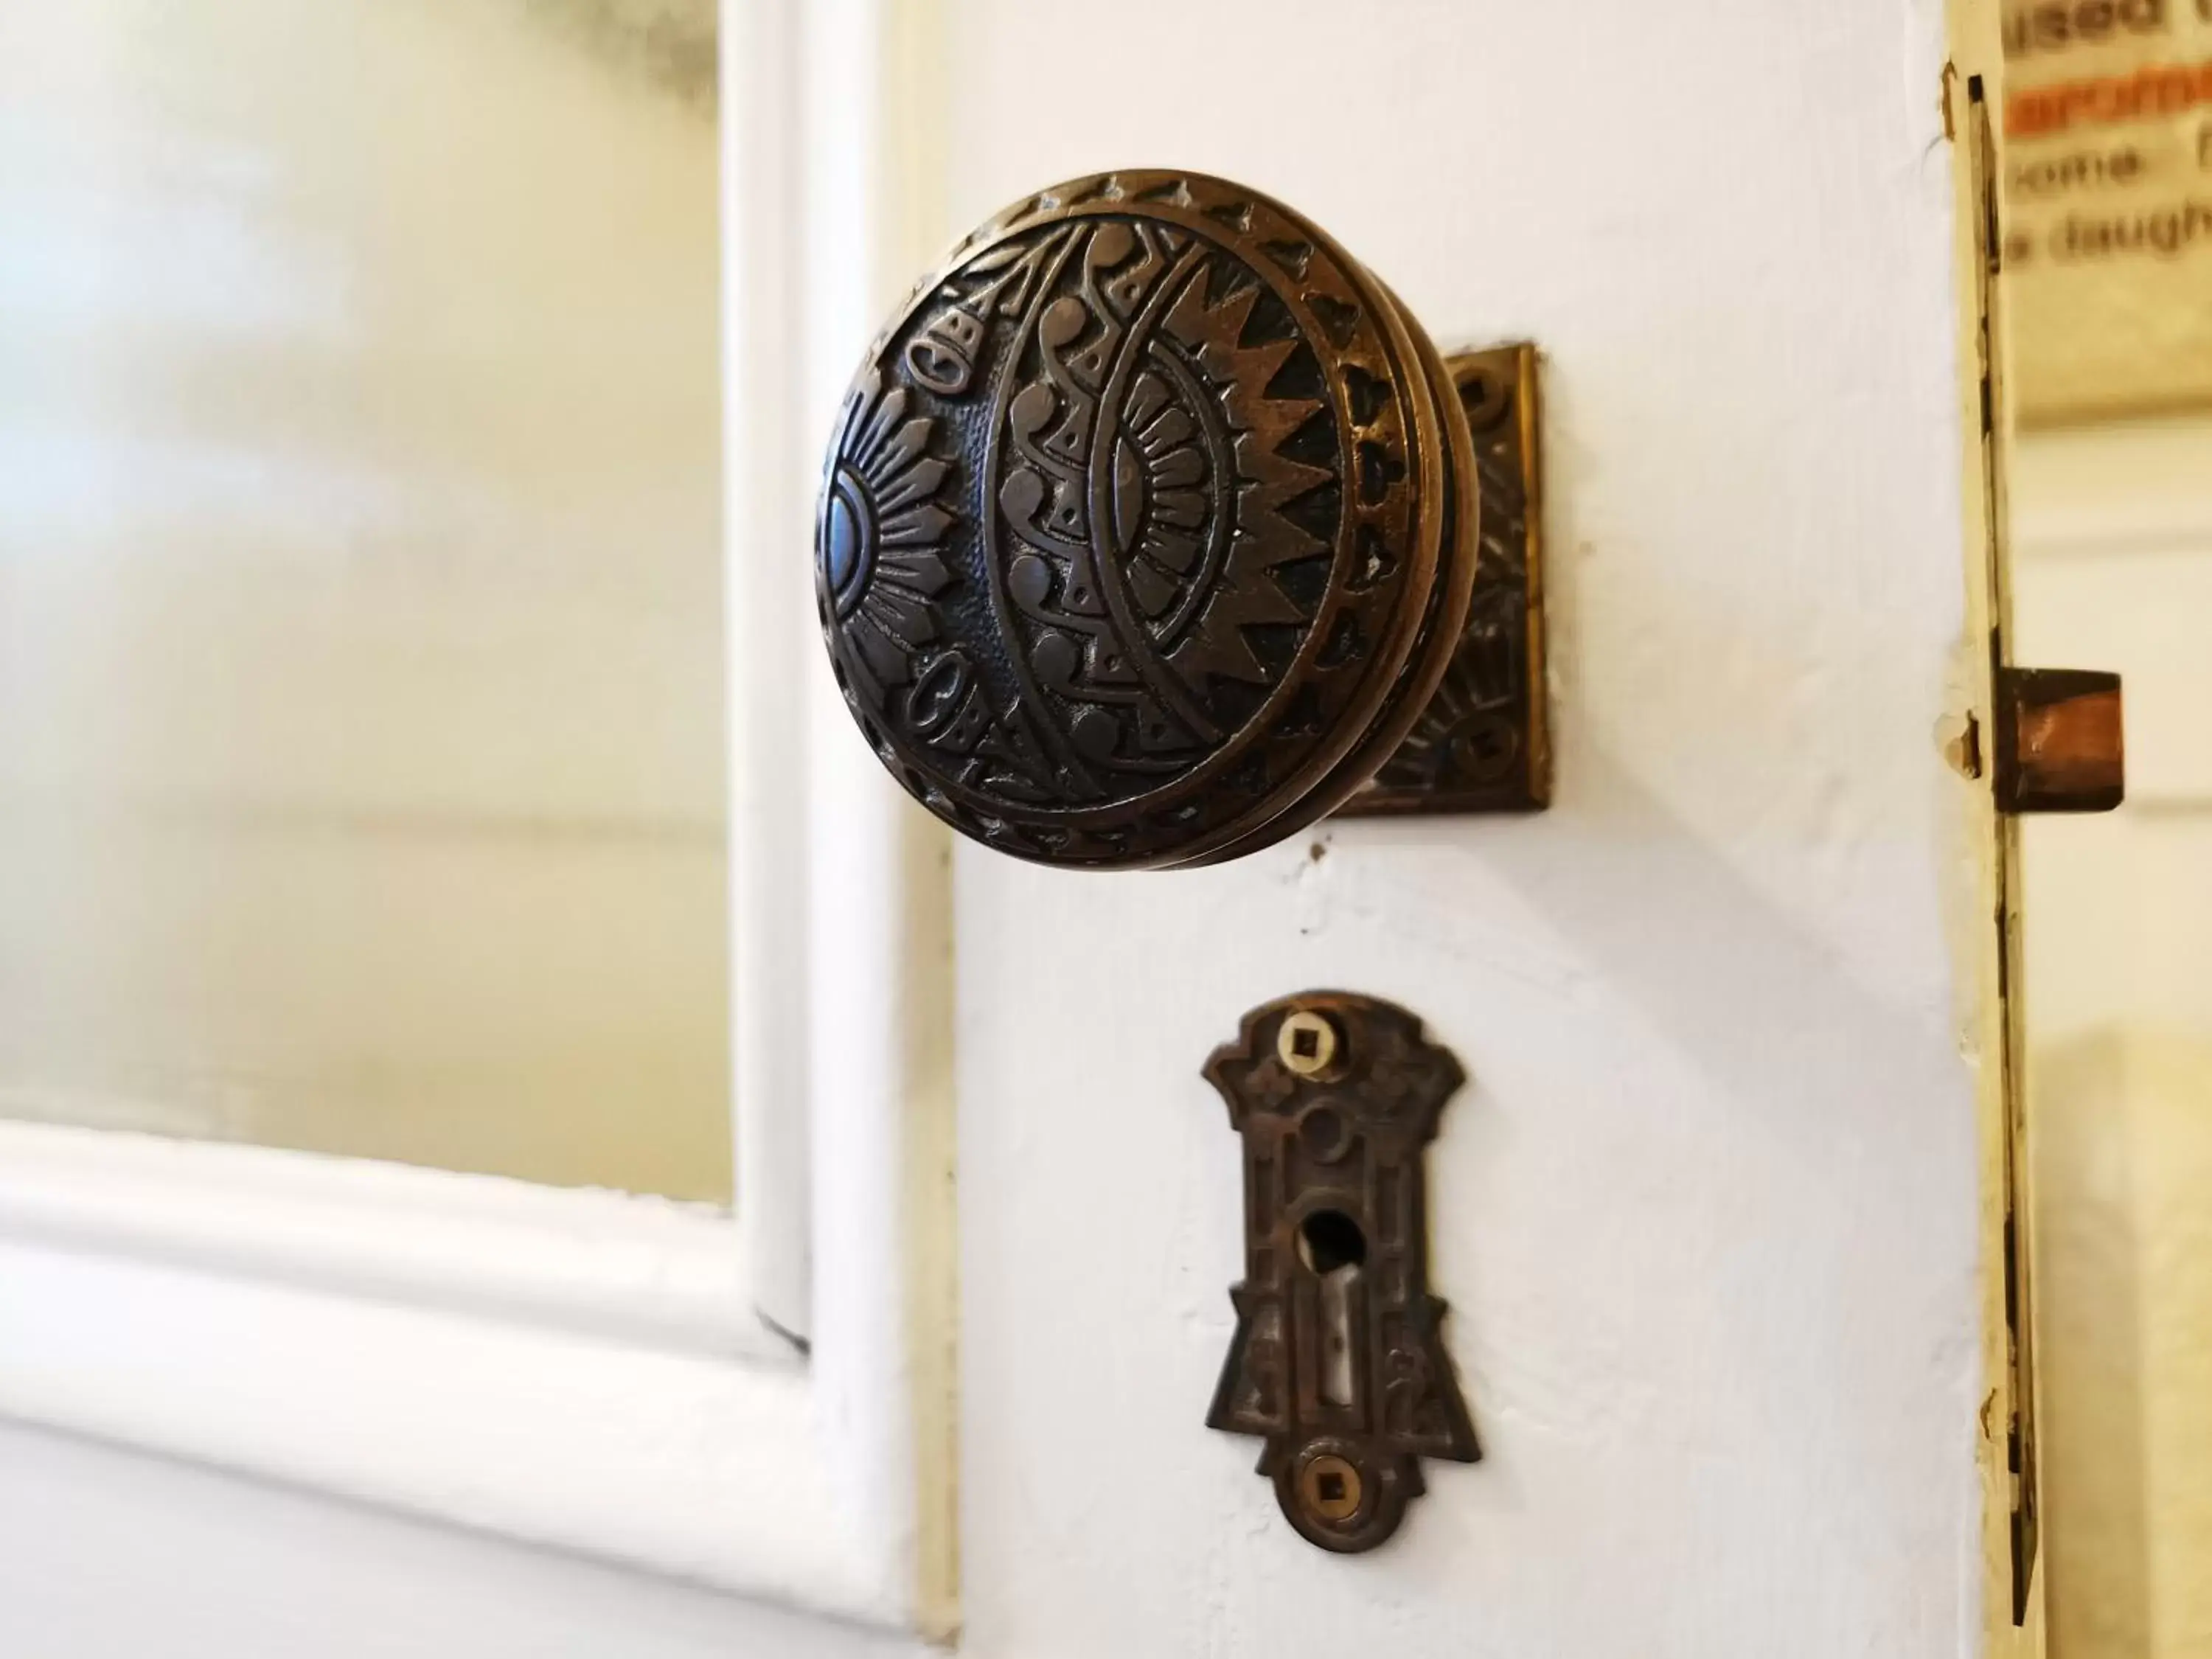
left=1203, top=992, right=1479, bottom=1552
left=815, top=170, right=1546, bottom=869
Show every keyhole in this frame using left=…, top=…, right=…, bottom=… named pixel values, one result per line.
left=1297, top=1208, right=1367, bottom=1275
left=1298, top=1209, right=1366, bottom=1407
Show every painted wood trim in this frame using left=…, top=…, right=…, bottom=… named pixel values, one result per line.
left=725, top=0, right=813, bottom=1341
left=735, top=0, right=961, bottom=1630
left=0, top=0, right=957, bottom=1637
left=0, top=1121, right=890, bottom=1618
left=1947, top=0, right=2047, bottom=1650
left=0, top=1118, right=773, bottom=1359
left=0, top=1214, right=880, bottom=1618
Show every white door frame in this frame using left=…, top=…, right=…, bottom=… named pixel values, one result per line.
left=0, top=0, right=958, bottom=1638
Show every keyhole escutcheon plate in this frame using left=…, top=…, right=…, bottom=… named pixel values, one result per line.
left=1203, top=991, right=1480, bottom=1553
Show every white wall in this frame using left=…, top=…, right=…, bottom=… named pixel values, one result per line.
left=2013, top=413, right=2212, bottom=1659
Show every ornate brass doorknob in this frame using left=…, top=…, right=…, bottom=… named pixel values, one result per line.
left=815, top=170, right=1543, bottom=869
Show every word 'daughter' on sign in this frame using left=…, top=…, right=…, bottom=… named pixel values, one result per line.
left=2043, top=197, right=2212, bottom=258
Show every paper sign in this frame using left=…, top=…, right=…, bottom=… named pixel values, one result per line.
left=2000, top=0, right=2212, bottom=425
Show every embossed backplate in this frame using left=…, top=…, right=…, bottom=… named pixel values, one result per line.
left=1340, top=343, right=1551, bottom=816
left=1203, top=991, right=1479, bottom=1554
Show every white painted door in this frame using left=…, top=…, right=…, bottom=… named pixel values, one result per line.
left=945, top=3, right=2000, bottom=1655
left=0, top=3, right=2019, bottom=1657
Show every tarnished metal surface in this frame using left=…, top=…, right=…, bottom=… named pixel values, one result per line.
left=1203, top=992, right=1479, bottom=1553
left=814, top=170, right=1497, bottom=869
left=1993, top=666, right=2124, bottom=815
left=1343, top=344, right=1550, bottom=815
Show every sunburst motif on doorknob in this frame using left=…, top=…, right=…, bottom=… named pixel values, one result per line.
left=814, top=170, right=1549, bottom=869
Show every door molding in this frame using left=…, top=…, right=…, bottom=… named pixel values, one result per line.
left=0, top=0, right=958, bottom=1637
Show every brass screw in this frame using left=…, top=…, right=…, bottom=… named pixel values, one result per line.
left=1450, top=712, right=1520, bottom=784
left=1299, top=1454, right=1363, bottom=1522
left=1277, top=1010, right=1340, bottom=1077
left=1455, top=366, right=1513, bottom=433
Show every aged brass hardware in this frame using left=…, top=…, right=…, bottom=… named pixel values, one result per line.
left=1203, top=992, right=1478, bottom=1553
left=1992, top=666, right=2124, bottom=815
left=814, top=170, right=1550, bottom=869
left=1342, top=343, right=1548, bottom=815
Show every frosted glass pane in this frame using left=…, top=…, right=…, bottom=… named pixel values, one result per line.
left=0, top=0, right=731, bottom=1203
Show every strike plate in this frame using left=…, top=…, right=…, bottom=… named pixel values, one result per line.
left=1341, top=342, right=1551, bottom=816
left=1202, top=992, right=1479, bottom=1553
